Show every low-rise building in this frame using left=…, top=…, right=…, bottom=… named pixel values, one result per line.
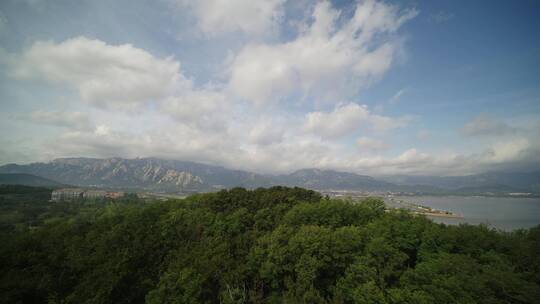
left=83, top=190, right=107, bottom=200
left=51, top=188, right=84, bottom=202
left=106, top=191, right=125, bottom=199
left=51, top=189, right=126, bottom=202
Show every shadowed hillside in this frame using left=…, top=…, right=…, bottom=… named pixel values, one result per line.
left=0, top=173, right=65, bottom=188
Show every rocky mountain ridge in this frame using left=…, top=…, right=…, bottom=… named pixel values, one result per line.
left=0, top=157, right=389, bottom=192
left=0, top=157, right=538, bottom=194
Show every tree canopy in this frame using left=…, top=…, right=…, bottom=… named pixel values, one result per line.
left=1, top=186, right=539, bottom=303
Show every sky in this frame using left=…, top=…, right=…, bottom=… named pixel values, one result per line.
left=0, top=0, right=539, bottom=176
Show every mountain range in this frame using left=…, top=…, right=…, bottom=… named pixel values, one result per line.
left=0, top=157, right=539, bottom=195
left=0, top=173, right=66, bottom=188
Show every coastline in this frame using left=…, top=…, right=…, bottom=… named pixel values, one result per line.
left=413, top=211, right=463, bottom=219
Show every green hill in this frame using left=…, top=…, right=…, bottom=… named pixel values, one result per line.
left=0, top=173, right=64, bottom=188
left=1, top=187, right=539, bottom=303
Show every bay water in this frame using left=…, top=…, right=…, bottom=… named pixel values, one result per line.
left=396, top=196, right=540, bottom=231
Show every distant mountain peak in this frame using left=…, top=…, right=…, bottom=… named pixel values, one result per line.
left=0, top=157, right=393, bottom=192
left=1, top=157, right=538, bottom=194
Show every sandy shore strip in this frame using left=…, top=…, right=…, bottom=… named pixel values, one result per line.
left=413, top=211, right=463, bottom=218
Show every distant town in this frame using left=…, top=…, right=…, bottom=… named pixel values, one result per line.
left=50, top=188, right=125, bottom=202
left=50, top=187, right=462, bottom=218
left=320, top=190, right=463, bottom=218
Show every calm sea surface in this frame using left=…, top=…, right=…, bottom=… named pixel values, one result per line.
left=396, top=196, right=540, bottom=231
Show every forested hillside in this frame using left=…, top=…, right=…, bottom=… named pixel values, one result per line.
left=0, top=173, right=65, bottom=188
left=1, top=186, right=539, bottom=303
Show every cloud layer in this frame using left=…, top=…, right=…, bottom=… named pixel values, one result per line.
left=2, top=0, right=539, bottom=176
left=178, top=0, right=285, bottom=35
left=227, top=0, right=417, bottom=104
left=12, top=37, right=182, bottom=109
left=303, top=103, right=410, bottom=139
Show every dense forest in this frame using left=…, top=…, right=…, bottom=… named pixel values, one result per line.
left=1, top=185, right=539, bottom=303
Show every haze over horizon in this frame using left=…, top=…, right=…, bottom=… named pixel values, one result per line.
left=1, top=0, right=539, bottom=176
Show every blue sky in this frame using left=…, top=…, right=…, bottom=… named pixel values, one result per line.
left=0, top=0, right=539, bottom=175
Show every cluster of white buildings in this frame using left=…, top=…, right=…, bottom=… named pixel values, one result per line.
left=51, top=188, right=124, bottom=202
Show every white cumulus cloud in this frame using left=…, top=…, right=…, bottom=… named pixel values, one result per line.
left=228, top=0, right=417, bottom=104
left=304, top=103, right=410, bottom=139
left=304, top=103, right=370, bottom=139
left=356, top=136, right=390, bottom=151
left=11, top=37, right=183, bottom=109
left=20, top=110, right=93, bottom=131
left=178, top=0, right=285, bottom=36
left=461, top=114, right=516, bottom=137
